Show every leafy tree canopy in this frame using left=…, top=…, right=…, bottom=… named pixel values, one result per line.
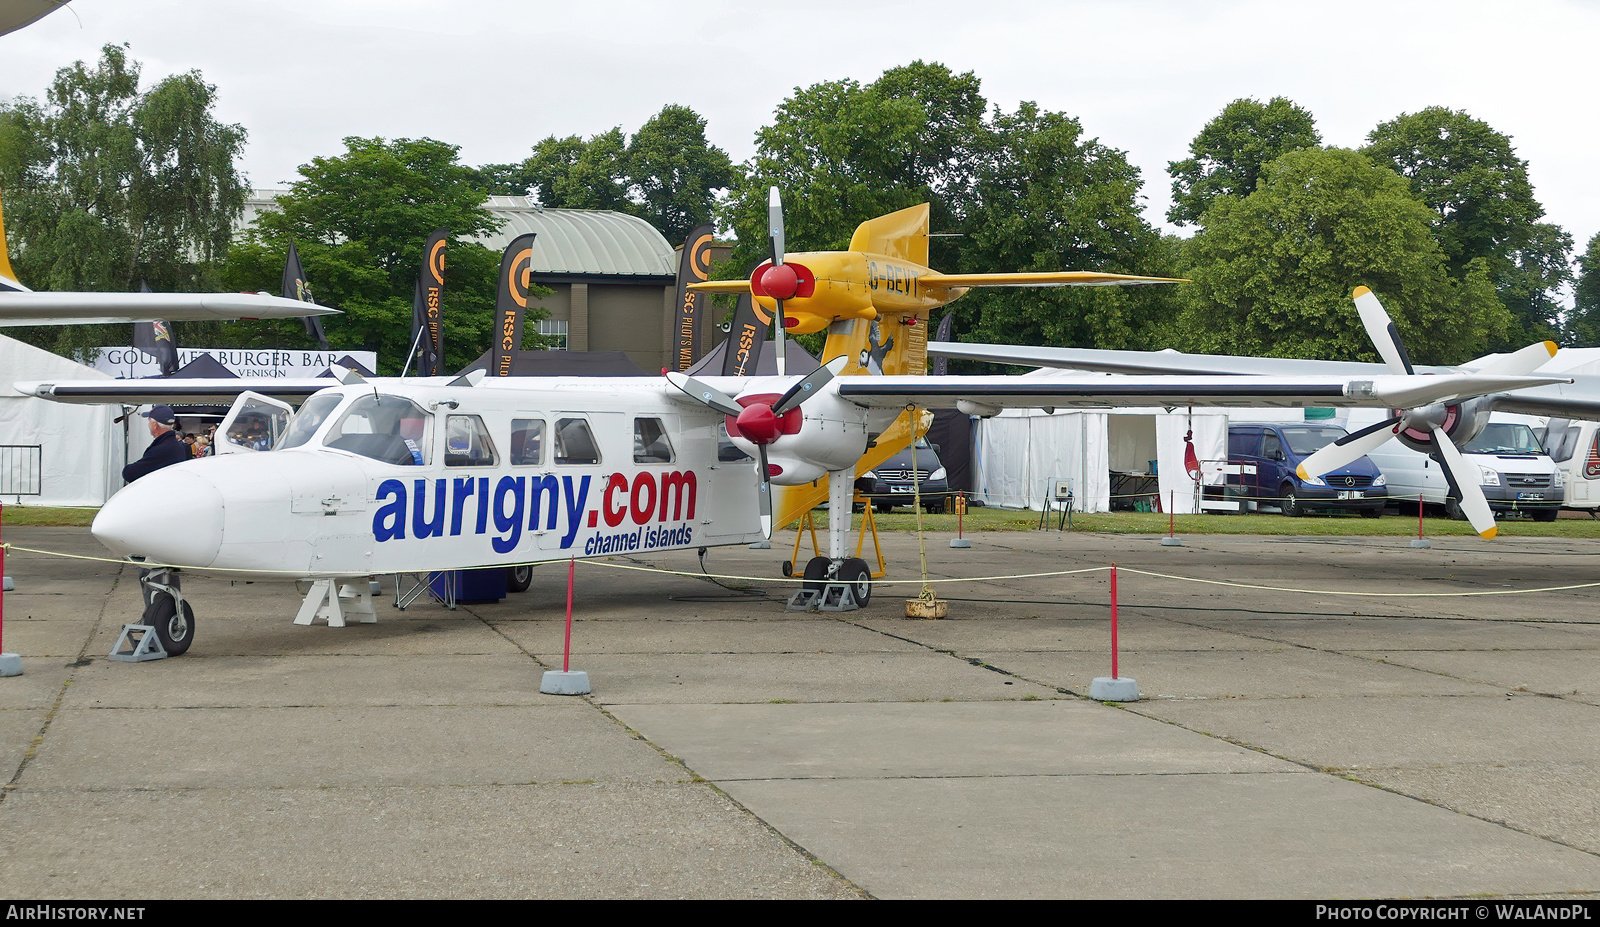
left=1171, top=147, right=1508, bottom=365
left=0, top=43, right=248, bottom=358
left=1167, top=96, right=1320, bottom=227
left=479, top=105, right=736, bottom=243
left=719, top=61, right=1169, bottom=351
left=225, top=136, right=507, bottom=374
left=1567, top=232, right=1600, bottom=347
left=1363, top=106, right=1569, bottom=349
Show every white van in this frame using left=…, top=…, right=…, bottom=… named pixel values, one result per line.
left=1346, top=409, right=1564, bottom=521
left=1538, top=418, right=1600, bottom=513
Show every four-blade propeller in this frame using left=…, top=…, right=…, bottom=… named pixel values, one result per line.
left=1295, top=287, right=1557, bottom=539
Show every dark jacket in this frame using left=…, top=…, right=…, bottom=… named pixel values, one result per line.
left=123, top=430, right=191, bottom=483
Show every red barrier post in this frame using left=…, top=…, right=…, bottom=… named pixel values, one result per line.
left=562, top=557, right=576, bottom=673
left=1110, top=562, right=1119, bottom=679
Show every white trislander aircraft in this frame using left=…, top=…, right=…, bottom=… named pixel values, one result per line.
left=12, top=193, right=1574, bottom=656
left=0, top=191, right=337, bottom=325
left=929, top=286, right=1600, bottom=540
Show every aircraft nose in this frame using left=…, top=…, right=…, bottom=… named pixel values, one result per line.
left=93, top=467, right=225, bottom=569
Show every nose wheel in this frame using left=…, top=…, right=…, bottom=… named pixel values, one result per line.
left=139, top=568, right=194, bottom=657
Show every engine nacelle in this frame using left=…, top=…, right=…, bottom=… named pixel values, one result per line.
left=1392, top=396, right=1493, bottom=454
left=725, top=390, right=869, bottom=484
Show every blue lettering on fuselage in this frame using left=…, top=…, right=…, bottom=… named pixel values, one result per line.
left=372, top=470, right=695, bottom=554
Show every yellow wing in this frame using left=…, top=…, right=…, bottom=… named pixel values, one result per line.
left=919, top=271, right=1186, bottom=288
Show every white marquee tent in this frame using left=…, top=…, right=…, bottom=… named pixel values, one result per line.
left=1, top=334, right=124, bottom=506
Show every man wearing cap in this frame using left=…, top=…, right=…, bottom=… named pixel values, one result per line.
left=122, top=405, right=191, bottom=483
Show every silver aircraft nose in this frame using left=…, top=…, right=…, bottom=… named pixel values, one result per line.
left=93, top=466, right=225, bottom=568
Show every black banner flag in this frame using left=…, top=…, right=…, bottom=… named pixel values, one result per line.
left=672, top=224, right=714, bottom=372
left=133, top=281, right=178, bottom=376
left=282, top=241, right=329, bottom=351
left=413, top=229, right=448, bottom=375
left=721, top=291, right=766, bottom=377
left=491, top=233, right=537, bottom=377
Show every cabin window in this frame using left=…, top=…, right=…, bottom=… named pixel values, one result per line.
left=633, top=417, right=674, bottom=464
left=445, top=415, right=498, bottom=467
left=511, top=418, right=544, bottom=466
left=279, top=392, right=343, bottom=450
left=554, top=417, right=599, bottom=465
left=324, top=394, right=431, bottom=465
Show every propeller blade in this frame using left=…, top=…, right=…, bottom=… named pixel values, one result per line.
left=774, top=297, right=787, bottom=378
left=1353, top=286, right=1414, bottom=375
left=1470, top=340, right=1559, bottom=377
left=767, top=186, right=785, bottom=266
left=664, top=370, right=744, bottom=417
left=756, top=444, right=773, bottom=538
left=1431, top=424, right=1498, bottom=539
left=1296, top=415, right=1401, bottom=480
left=773, top=356, right=848, bottom=415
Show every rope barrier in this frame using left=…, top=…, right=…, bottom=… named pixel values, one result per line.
left=5, top=540, right=1599, bottom=598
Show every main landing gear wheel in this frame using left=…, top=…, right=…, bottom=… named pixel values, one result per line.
left=507, top=564, right=533, bottom=593
left=801, top=555, right=832, bottom=591
left=839, top=557, right=872, bottom=607
left=143, top=592, right=195, bottom=657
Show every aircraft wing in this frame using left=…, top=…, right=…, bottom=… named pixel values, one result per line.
left=0, top=292, right=339, bottom=326
left=918, top=271, right=1184, bottom=288
left=926, top=341, right=1600, bottom=421
left=16, top=378, right=333, bottom=405
left=926, top=341, right=1401, bottom=376
left=835, top=373, right=1571, bottom=415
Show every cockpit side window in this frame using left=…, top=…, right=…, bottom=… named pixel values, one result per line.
left=446, top=414, right=498, bottom=467
left=279, top=392, right=343, bottom=450
left=324, top=394, right=431, bottom=465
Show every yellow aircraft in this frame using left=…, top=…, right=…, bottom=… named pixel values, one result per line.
left=693, top=188, right=1183, bottom=539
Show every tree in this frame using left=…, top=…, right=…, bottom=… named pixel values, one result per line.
left=1568, top=233, right=1600, bottom=347
left=958, top=102, right=1170, bottom=350
left=496, top=105, right=737, bottom=241
left=625, top=105, right=735, bottom=242
left=1363, top=107, right=1569, bottom=350
left=721, top=66, right=968, bottom=270
left=1172, top=147, right=1508, bottom=365
left=0, top=44, right=248, bottom=357
left=718, top=62, right=1170, bottom=353
left=1167, top=96, right=1320, bottom=227
left=225, top=137, right=507, bottom=374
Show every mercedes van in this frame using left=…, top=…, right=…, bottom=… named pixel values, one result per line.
left=1224, top=422, right=1388, bottom=517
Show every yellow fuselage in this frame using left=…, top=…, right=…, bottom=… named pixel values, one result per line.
left=755, top=251, right=967, bottom=335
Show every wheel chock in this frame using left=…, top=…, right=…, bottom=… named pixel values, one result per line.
left=786, top=583, right=860, bottom=612
left=110, top=624, right=168, bottom=662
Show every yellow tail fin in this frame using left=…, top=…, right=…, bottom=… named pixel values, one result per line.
left=0, top=189, right=23, bottom=290
left=847, top=203, right=928, bottom=266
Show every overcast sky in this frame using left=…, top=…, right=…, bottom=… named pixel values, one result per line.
left=5, top=0, right=1598, bottom=285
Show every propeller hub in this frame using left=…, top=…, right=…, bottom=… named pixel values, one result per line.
left=758, top=263, right=800, bottom=300
left=735, top=403, right=784, bottom=445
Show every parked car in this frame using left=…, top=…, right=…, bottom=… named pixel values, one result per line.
left=1223, top=422, right=1388, bottom=517
left=862, top=438, right=950, bottom=513
left=1354, top=411, right=1563, bottom=521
